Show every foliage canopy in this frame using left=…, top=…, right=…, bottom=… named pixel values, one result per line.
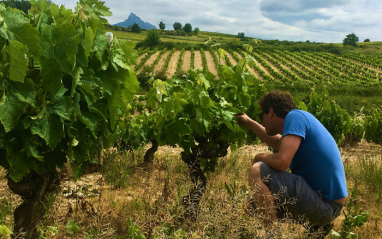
left=343, top=33, right=359, bottom=47
left=0, top=0, right=139, bottom=181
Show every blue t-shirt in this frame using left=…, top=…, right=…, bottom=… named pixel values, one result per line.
left=283, top=109, right=348, bottom=201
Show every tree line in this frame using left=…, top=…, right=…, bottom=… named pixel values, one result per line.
left=106, top=21, right=200, bottom=36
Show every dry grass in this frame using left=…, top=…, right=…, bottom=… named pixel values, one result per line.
left=0, top=141, right=382, bottom=238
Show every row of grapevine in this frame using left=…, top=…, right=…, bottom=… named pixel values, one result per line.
left=136, top=48, right=382, bottom=88
left=344, top=53, right=382, bottom=71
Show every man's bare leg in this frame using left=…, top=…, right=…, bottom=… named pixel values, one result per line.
left=248, top=162, right=277, bottom=225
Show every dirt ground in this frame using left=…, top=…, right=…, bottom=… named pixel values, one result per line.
left=153, top=51, right=170, bottom=75
left=166, top=50, right=181, bottom=78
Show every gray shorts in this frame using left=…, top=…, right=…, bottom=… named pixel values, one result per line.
left=259, top=162, right=343, bottom=225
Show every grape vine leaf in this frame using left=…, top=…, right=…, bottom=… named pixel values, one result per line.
left=30, top=113, right=64, bottom=149
left=0, top=93, right=25, bottom=132
left=9, top=40, right=28, bottom=83
left=7, top=142, right=37, bottom=182
left=40, top=24, right=80, bottom=93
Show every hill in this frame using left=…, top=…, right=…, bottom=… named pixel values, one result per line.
left=114, top=12, right=156, bottom=30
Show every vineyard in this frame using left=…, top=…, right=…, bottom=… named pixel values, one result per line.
left=1, top=0, right=382, bottom=239
left=135, top=47, right=382, bottom=88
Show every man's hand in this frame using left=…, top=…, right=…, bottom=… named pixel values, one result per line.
left=235, top=113, right=254, bottom=128
left=253, top=153, right=268, bottom=164
left=252, top=135, right=302, bottom=171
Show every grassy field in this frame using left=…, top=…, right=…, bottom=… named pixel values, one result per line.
left=108, top=28, right=382, bottom=53
left=108, top=29, right=261, bottom=46
left=1, top=141, right=381, bottom=238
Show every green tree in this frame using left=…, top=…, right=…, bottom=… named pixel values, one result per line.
left=144, top=29, right=161, bottom=47
left=0, top=0, right=31, bottom=14
left=159, top=21, right=165, bottom=30
left=183, top=23, right=192, bottom=33
left=194, top=27, right=200, bottom=35
left=173, top=22, right=182, bottom=31
left=238, top=32, right=245, bottom=38
left=343, top=33, right=359, bottom=47
left=131, top=23, right=141, bottom=33
left=364, top=38, right=370, bottom=42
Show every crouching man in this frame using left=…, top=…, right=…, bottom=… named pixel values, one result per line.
left=236, top=91, right=347, bottom=237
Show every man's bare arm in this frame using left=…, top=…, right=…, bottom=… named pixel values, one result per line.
left=236, top=113, right=282, bottom=150
left=253, top=135, right=302, bottom=171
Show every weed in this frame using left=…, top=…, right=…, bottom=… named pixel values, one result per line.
left=331, top=189, right=369, bottom=238
left=66, top=220, right=81, bottom=234
left=102, top=149, right=138, bottom=189
left=358, top=155, right=382, bottom=202
left=0, top=224, right=12, bottom=238
left=126, top=219, right=145, bottom=239
left=0, top=198, right=13, bottom=225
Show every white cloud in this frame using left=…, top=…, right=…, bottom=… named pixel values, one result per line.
left=49, top=0, right=382, bottom=43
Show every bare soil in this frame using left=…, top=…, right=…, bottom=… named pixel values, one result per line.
left=144, top=51, right=160, bottom=69
left=204, top=51, right=218, bottom=76
left=181, top=51, right=191, bottom=73
left=166, top=50, right=181, bottom=78
left=153, top=51, right=170, bottom=75
left=225, top=52, right=237, bottom=65
left=194, top=51, right=203, bottom=70
left=133, top=53, right=147, bottom=70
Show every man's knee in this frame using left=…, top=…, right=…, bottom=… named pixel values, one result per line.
left=249, top=162, right=262, bottom=181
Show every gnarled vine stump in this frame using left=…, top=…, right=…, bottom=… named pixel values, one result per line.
left=7, top=171, right=60, bottom=239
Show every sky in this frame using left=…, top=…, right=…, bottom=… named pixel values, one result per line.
left=50, top=0, right=382, bottom=43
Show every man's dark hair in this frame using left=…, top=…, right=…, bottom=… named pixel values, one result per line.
left=258, top=91, right=296, bottom=118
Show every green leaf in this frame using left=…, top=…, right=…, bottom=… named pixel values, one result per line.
left=66, top=220, right=80, bottom=234
left=220, top=65, right=233, bottom=80
left=0, top=93, right=25, bottom=132
left=9, top=22, right=41, bottom=57
left=92, top=34, right=109, bottom=64
left=46, top=226, right=58, bottom=236
left=35, top=149, right=67, bottom=175
left=40, top=57, right=62, bottom=94
left=161, top=92, right=188, bottom=120
left=30, top=113, right=64, bottom=149
left=126, top=219, right=146, bottom=239
left=245, top=54, right=256, bottom=67
left=196, top=73, right=210, bottom=90
left=121, top=68, right=139, bottom=103
left=83, top=26, right=94, bottom=57
left=218, top=48, right=226, bottom=60
left=196, top=107, right=212, bottom=131
left=200, top=95, right=213, bottom=108
left=0, top=224, right=12, bottom=238
left=50, top=91, right=74, bottom=121
left=238, top=93, right=251, bottom=109
left=40, top=24, right=80, bottom=88
left=153, top=79, right=168, bottom=102
left=80, top=111, right=100, bottom=138
left=330, top=230, right=341, bottom=238
left=7, top=141, right=36, bottom=182
left=9, top=79, right=37, bottom=106
left=165, top=120, right=192, bottom=145
left=76, top=0, right=112, bottom=18
left=224, top=182, right=233, bottom=196
left=346, top=232, right=358, bottom=239
left=106, top=92, right=122, bottom=130
left=9, top=40, right=28, bottom=83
